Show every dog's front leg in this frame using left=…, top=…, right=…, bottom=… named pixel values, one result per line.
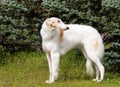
left=45, top=52, right=53, bottom=83
left=47, top=52, right=60, bottom=84
left=45, top=52, right=60, bottom=84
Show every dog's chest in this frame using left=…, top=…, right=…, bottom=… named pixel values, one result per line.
left=42, top=40, right=58, bottom=52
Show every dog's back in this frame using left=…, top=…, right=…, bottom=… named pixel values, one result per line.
left=59, top=24, right=104, bottom=58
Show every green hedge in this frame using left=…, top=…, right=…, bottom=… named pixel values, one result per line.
left=0, top=0, right=42, bottom=51
left=0, top=0, right=120, bottom=72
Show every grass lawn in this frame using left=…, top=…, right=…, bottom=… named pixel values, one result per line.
left=0, top=51, right=120, bottom=87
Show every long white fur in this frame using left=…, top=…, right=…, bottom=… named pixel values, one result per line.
left=40, top=17, right=105, bottom=84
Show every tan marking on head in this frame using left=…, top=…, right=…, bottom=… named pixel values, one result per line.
left=45, top=17, right=60, bottom=29
left=59, top=29, right=64, bottom=43
left=93, top=39, right=99, bottom=51
left=51, top=21, right=57, bottom=27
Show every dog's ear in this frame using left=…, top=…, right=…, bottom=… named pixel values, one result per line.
left=45, top=18, right=51, bottom=28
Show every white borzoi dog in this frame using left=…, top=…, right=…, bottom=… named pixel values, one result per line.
left=40, top=17, right=105, bottom=83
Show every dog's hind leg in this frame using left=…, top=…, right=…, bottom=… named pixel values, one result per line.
left=84, top=45, right=104, bottom=82
left=92, top=58, right=104, bottom=82
left=93, top=64, right=100, bottom=81
left=87, top=55, right=104, bottom=82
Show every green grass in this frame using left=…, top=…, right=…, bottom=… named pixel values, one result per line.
left=0, top=51, right=120, bottom=87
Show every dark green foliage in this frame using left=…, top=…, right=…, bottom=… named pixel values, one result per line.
left=0, top=0, right=42, bottom=51
left=0, top=0, right=120, bottom=72
left=101, top=0, right=120, bottom=72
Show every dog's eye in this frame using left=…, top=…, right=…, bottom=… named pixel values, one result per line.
left=58, top=20, right=60, bottom=23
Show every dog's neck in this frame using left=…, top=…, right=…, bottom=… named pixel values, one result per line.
left=59, top=29, right=64, bottom=43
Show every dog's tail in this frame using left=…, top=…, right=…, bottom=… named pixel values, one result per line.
left=86, top=59, right=94, bottom=77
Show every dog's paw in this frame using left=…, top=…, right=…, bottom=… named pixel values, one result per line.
left=93, top=78, right=98, bottom=81
left=92, top=79, right=102, bottom=82
left=45, top=80, right=54, bottom=84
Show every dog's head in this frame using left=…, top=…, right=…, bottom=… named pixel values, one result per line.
left=44, top=17, right=69, bottom=31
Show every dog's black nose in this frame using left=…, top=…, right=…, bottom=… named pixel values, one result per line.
left=66, top=26, right=69, bottom=30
